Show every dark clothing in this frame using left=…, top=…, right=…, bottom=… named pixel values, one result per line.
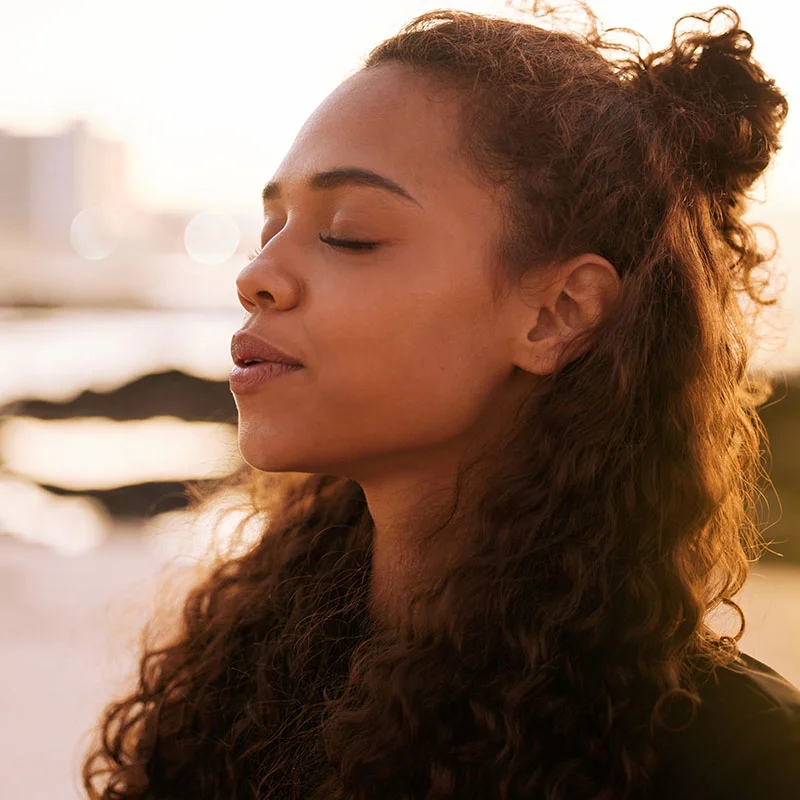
left=653, top=651, right=800, bottom=799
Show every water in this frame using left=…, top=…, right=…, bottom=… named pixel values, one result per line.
left=0, top=307, right=248, bottom=552
left=0, top=306, right=242, bottom=406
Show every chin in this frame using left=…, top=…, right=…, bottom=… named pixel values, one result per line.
left=236, top=434, right=331, bottom=477
left=238, top=444, right=307, bottom=475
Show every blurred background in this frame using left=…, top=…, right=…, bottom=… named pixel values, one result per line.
left=0, top=1, right=797, bottom=798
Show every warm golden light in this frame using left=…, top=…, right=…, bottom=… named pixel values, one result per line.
left=144, top=490, right=270, bottom=563
left=0, top=416, right=241, bottom=490
left=0, top=473, right=109, bottom=555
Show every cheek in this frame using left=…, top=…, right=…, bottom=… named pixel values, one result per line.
left=313, top=277, right=504, bottom=441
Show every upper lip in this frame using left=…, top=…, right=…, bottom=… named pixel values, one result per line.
left=230, top=330, right=303, bottom=367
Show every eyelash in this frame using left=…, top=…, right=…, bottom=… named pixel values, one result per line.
left=247, top=235, right=379, bottom=261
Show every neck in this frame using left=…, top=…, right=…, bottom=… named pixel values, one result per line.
left=362, top=465, right=477, bottom=633
left=356, top=380, right=534, bottom=633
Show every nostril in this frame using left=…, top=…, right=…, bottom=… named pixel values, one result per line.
left=236, top=276, right=302, bottom=311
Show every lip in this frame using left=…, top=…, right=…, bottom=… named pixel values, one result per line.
left=230, top=330, right=303, bottom=368
left=229, top=360, right=304, bottom=394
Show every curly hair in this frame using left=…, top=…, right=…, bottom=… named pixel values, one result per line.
left=82, top=4, right=788, bottom=799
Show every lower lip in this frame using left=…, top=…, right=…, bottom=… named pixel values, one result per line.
left=229, top=362, right=304, bottom=393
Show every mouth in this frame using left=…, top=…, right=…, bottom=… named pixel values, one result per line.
left=233, top=355, right=305, bottom=372
left=233, top=357, right=304, bottom=369
left=230, top=330, right=304, bottom=369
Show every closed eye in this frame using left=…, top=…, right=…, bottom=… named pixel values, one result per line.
left=319, top=234, right=379, bottom=252
left=246, top=235, right=380, bottom=261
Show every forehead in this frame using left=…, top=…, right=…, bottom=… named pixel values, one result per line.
left=272, top=64, right=493, bottom=210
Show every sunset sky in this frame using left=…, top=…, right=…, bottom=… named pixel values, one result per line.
left=2, top=0, right=797, bottom=213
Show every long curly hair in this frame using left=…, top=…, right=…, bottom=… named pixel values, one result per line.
left=82, top=5, right=789, bottom=799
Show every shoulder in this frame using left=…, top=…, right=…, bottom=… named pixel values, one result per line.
left=693, top=650, right=800, bottom=726
left=653, top=650, right=800, bottom=800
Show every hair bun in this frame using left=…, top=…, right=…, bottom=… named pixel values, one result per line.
left=631, top=7, right=788, bottom=199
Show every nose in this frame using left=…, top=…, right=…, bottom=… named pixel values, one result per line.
left=235, top=242, right=303, bottom=312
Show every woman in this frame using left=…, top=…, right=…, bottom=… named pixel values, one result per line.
left=82, top=4, right=800, bottom=799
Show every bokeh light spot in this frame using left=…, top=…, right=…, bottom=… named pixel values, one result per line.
left=70, top=206, right=123, bottom=259
left=184, top=211, right=240, bottom=265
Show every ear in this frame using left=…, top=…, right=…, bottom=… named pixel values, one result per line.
left=510, top=253, right=620, bottom=376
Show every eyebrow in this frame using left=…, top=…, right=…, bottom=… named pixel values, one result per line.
left=261, top=167, right=422, bottom=208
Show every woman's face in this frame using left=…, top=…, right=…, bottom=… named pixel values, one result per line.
left=234, top=64, right=530, bottom=484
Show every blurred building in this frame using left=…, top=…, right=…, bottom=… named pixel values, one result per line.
left=0, top=120, right=261, bottom=308
left=0, top=120, right=129, bottom=247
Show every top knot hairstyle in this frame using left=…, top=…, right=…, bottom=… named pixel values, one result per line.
left=83, top=5, right=788, bottom=800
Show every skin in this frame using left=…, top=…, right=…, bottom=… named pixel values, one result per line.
left=234, top=64, right=620, bottom=629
